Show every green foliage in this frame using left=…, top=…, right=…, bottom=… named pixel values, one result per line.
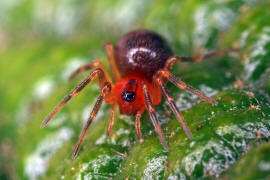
left=0, top=0, right=270, bottom=179
left=221, top=142, right=270, bottom=180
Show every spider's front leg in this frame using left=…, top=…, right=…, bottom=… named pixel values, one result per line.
left=73, top=82, right=113, bottom=158
left=41, top=68, right=112, bottom=128
left=41, top=66, right=115, bottom=158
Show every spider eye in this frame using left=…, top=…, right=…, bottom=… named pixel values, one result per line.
left=121, top=90, right=136, bottom=102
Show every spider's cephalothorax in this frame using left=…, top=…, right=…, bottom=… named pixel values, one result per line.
left=41, top=30, right=237, bottom=158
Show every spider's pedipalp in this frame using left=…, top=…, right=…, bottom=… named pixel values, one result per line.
left=135, top=108, right=144, bottom=142
left=106, top=104, right=115, bottom=136
left=141, top=81, right=168, bottom=151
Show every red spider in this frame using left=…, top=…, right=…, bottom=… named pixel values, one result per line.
left=41, top=30, right=237, bottom=158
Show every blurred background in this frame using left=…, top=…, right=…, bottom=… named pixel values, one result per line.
left=1, top=0, right=270, bottom=179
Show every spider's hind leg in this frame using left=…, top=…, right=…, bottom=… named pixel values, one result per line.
left=105, top=42, right=121, bottom=81
left=69, top=60, right=112, bottom=83
left=164, top=48, right=238, bottom=71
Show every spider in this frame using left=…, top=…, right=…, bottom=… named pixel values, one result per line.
left=41, top=30, right=237, bottom=158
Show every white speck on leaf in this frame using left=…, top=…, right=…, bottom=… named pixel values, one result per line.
left=76, top=154, right=124, bottom=180
left=182, top=140, right=235, bottom=177
left=259, top=161, right=270, bottom=171
left=25, top=128, right=73, bottom=180
left=47, top=113, right=67, bottom=128
left=33, top=77, right=55, bottom=100
left=142, top=155, right=167, bottom=180
left=244, top=27, right=270, bottom=79
left=61, top=57, right=87, bottom=81
left=176, top=85, right=218, bottom=111
left=194, top=4, right=235, bottom=47
left=81, top=101, right=105, bottom=124
left=199, top=85, right=219, bottom=97
left=239, top=30, right=250, bottom=48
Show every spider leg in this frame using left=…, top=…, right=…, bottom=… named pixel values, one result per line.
left=105, top=42, right=121, bottom=81
left=41, top=68, right=111, bottom=128
left=155, top=78, right=192, bottom=138
left=164, top=48, right=238, bottom=71
left=141, top=81, right=168, bottom=151
left=69, top=60, right=112, bottom=83
left=106, top=104, right=115, bottom=136
left=135, top=108, right=144, bottom=142
left=155, top=70, right=218, bottom=105
left=72, top=88, right=106, bottom=159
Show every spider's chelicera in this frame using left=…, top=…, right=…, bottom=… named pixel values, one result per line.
left=41, top=30, right=237, bottom=158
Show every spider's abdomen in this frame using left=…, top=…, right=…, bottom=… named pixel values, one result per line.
left=114, top=30, right=173, bottom=81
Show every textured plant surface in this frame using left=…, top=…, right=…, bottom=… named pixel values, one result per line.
left=0, top=0, right=270, bottom=180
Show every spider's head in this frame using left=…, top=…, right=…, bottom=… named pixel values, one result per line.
left=114, top=77, right=149, bottom=116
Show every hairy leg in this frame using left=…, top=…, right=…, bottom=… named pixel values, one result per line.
left=155, top=78, right=192, bottom=138
left=72, top=91, right=105, bottom=158
left=41, top=68, right=111, bottom=128
left=106, top=104, right=115, bottom=136
left=141, top=81, right=168, bottom=151
left=154, top=70, right=217, bottom=105
left=164, top=48, right=238, bottom=71
left=105, top=42, right=121, bottom=81
left=69, top=60, right=112, bottom=83
left=135, top=108, right=144, bottom=143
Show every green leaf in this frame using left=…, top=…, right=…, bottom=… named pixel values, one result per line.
left=1, top=0, right=270, bottom=180
left=221, top=142, right=270, bottom=180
